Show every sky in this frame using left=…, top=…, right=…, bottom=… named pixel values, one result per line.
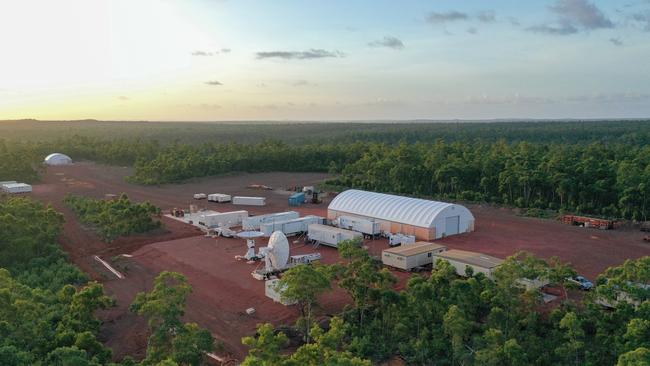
left=1, top=0, right=650, bottom=121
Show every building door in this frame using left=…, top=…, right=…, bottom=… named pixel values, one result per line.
left=445, top=216, right=460, bottom=236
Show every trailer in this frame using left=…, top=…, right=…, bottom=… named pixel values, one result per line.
left=260, top=215, right=324, bottom=236
left=208, top=193, right=231, bottom=203
left=562, top=215, right=614, bottom=230
left=242, top=211, right=300, bottom=230
left=335, top=215, right=381, bottom=237
left=307, top=224, right=363, bottom=248
left=232, top=196, right=266, bottom=206
left=199, top=210, right=248, bottom=228
left=1, top=183, right=32, bottom=194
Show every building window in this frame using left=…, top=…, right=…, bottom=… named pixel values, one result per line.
left=427, top=253, right=432, bottom=257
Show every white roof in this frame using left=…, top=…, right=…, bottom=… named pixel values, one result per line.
left=2, top=183, right=31, bottom=188
left=328, top=189, right=466, bottom=228
left=44, top=153, right=72, bottom=164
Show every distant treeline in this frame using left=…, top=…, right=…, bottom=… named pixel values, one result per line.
left=2, top=121, right=649, bottom=220
left=1, top=119, right=650, bottom=145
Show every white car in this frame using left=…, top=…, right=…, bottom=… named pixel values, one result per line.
left=193, top=193, right=207, bottom=200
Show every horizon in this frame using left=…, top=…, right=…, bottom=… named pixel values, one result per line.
left=1, top=0, right=650, bottom=121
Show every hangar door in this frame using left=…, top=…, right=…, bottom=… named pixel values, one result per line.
left=445, top=216, right=460, bottom=236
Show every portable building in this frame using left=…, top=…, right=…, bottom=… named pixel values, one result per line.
left=307, top=224, right=363, bottom=248
left=232, top=196, right=266, bottom=206
left=44, top=153, right=72, bottom=166
left=243, top=211, right=300, bottom=230
left=335, top=215, right=381, bottom=236
left=432, top=249, right=503, bottom=280
left=199, top=210, right=248, bottom=228
left=260, top=215, right=324, bottom=236
left=328, top=189, right=474, bottom=240
left=1, top=183, right=32, bottom=194
left=288, top=192, right=305, bottom=206
left=208, top=193, right=231, bottom=203
left=382, top=242, right=447, bottom=271
left=0, top=181, right=17, bottom=186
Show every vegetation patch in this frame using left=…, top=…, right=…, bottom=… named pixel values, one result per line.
left=64, top=193, right=162, bottom=242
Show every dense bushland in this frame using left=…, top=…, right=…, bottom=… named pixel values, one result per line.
left=0, top=196, right=214, bottom=366
left=63, top=194, right=162, bottom=242
left=245, top=240, right=650, bottom=366
left=0, top=196, right=115, bottom=365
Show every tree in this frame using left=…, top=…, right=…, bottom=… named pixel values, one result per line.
left=131, top=271, right=213, bottom=365
left=278, top=264, right=332, bottom=342
left=617, top=347, right=650, bottom=366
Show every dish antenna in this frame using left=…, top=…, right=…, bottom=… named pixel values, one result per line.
left=236, top=231, right=265, bottom=260
left=261, top=231, right=290, bottom=271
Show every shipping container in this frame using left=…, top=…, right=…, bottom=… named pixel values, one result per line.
left=260, top=215, right=324, bottom=236
left=243, top=211, right=300, bottom=230
left=288, top=192, right=305, bottom=206
left=307, top=223, right=363, bottom=248
left=335, top=215, right=381, bottom=236
left=1, top=183, right=32, bottom=194
left=199, top=210, right=248, bottom=228
left=208, top=193, right=231, bottom=203
left=232, top=196, right=266, bottom=206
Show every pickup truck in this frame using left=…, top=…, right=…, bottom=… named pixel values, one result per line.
left=567, top=275, right=593, bottom=291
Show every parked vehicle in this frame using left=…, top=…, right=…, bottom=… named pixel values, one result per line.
left=193, top=193, right=207, bottom=200
left=567, top=275, right=593, bottom=290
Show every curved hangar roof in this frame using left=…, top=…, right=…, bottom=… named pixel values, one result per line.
left=328, top=189, right=472, bottom=228
left=44, top=153, right=72, bottom=165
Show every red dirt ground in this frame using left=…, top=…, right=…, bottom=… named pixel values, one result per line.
left=28, top=162, right=650, bottom=363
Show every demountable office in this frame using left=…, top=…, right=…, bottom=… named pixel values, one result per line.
left=432, top=249, right=503, bottom=279
left=382, top=241, right=447, bottom=271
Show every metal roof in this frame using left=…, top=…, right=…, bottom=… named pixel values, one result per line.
left=328, top=189, right=463, bottom=228
left=434, top=249, right=504, bottom=269
left=44, top=153, right=72, bottom=164
left=383, top=242, right=447, bottom=256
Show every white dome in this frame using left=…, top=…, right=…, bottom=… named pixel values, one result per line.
left=44, top=153, right=72, bottom=166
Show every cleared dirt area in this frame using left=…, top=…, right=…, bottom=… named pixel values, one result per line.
left=29, top=162, right=650, bottom=363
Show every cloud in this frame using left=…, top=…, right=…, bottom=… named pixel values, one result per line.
left=549, top=0, right=614, bottom=29
left=368, top=35, right=405, bottom=50
left=220, top=48, right=231, bottom=53
left=117, top=96, right=130, bottom=101
left=427, top=11, right=469, bottom=24
left=292, top=80, right=315, bottom=87
left=527, top=22, right=579, bottom=35
left=477, top=10, right=496, bottom=23
left=204, top=80, right=223, bottom=86
left=508, top=17, right=522, bottom=26
left=528, top=0, right=613, bottom=36
left=631, top=12, right=650, bottom=31
left=466, top=27, right=478, bottom=34
left=192, top=50, right=213, bottom=56
left=609, top=37, right=623, bottom=46
left=255, top=49, right=344, bottom=60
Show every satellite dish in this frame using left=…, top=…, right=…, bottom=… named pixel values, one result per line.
left=266, top=231, right=290, bottom=270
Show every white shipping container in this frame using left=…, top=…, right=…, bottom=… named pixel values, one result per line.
left=307, top=224, right=363, bottom=248
left=260, top=215, right=324, bottom=236
left=336, top=215, right=381, bottom=236
left=199, top=210, right=248, bottom=228
left=265, top=279, right=296, bottom=305
left=232, top=196, right=266, bottom=206
left=208, top=193, right=231, bottom=202
left=1, top=183, right=32, bottom=194
left=243, top=211, right=300, bottom=230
